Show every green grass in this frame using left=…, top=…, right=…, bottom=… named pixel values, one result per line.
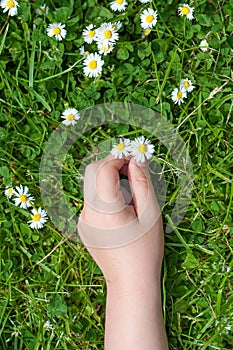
left=0, top=0, right=233, bottom=349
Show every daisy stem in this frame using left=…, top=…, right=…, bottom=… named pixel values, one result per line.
left=28, top=87, right=52, bottom=111
left=29, top=40, right=36, bottom=88
left=22, top=22, right=30, bottom=66
left=154, top=48, right=178, bottom=104
left=34, top=59, right=83, bottom=83
left=0, top=22, right=9, bottom=55
left=183, top=18, right=186, bottom=42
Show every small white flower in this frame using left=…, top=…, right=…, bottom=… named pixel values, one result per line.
left=180, top=79, right=195, bottom=92
left=83, top=52, right=104, bottom=78
left=130, top=136, right=154, bottom=163
left=13, top=185, right=34, bottom=209
left=0, top=0, right=19, bottom=16
left=139, top=0, right=151, bottom=3
left=140, top=8, right=158, bottom=29
left=82, top=24, right=98, bottom=44
left=96, top=22, right=119, bottom=45
left=79, top=46, right=90, bottom=57
left=43, top=320, right=54, bottom=330
left=97, top=41, right=115, bottom=55
left=199, top=39, right=209, bottom=52
left=111, top=138, right=131, bottom=159
left=35, top=4, right=49, bottom=15
left=28, top=207, right=48, bottom=229
left=111, top=21, right=122, bottom=31
left=5, top=187, right=14, bottom=198
left=141, top=27, right=151, bottom=38
left=110, top=0, right=128, bottom=12
left=171, top=88, right=187, bottom=105
left=61, top=108, right=80, bottom=126
left=178, top=4, right=194, bottom=20
left=47, top=23, right=67, bottom=41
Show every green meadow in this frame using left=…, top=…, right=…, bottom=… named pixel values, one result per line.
left=0, top=0, right=233, bottom=349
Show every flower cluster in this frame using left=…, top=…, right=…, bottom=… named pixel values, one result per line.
left=81, top=21, right=122, bottom=77
left=111, top=136, right=154, bottom=163
left=171, top=78, right=195, bottom=105
left=0, top=1, right=203, bottom=84
left=5, top=185, right=48, bottom=229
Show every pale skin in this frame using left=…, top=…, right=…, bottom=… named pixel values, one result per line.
left=78, top=155, right=169, bottom=350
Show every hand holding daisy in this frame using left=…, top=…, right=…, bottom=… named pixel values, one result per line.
left=78, top=154, right=168, bottom=349
left=111, top=135, right=155, bottom=163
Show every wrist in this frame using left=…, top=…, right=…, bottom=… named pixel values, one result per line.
left=106, top=272, right=162, bottom=296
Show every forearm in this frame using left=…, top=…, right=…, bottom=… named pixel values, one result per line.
left=104, top=281, right=169, bottom=350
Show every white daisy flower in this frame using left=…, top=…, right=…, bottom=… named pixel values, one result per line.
left=140, top=8, right=158, bottom=29
left=199, top=39, right=209, bottom=52
left=139, top=0, right=151, bottom=3
left=178, top=4, right=194, bottom=20
left=28, top=207, right=48, bottom=229
left=96, top=22, right=119, bottom=45
left=171, top=88, right=187, bottom=105
left=61, top=108, right=80, bottom=126
left=0, top=0, right=19, bottom=16
left=111, top=21, right=122, bottom=31
left=82, top=24, right=98, bottom=44
left=83, top=52, right=104, bottom=78
left=110, top=0, right=128, bottom=12
left=47, top=23, right=67, bottom=41
left=142, top=28, right=151, bottom=37
left=13, top=185, right=34, bottom=209
left=180, top=79, right=195, bottom=92
left=5, top=187, right=14, bottom=198
left=43, top=320, right=54, bottom=330
left=111, top=138, right=131, bottom=159
left=97, top=41, right=115, bottom=55
left=36, top=4, right=49, bottom=15
left=79, top=46, right=90, bottom=57
left=130, top=136, right=154, bottom=163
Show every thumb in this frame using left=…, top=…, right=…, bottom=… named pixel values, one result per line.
left=128, top=159, right=160, bottom=220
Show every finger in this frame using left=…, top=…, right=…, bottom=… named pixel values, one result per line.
left=84, top=155, right=127, bottom=213
left=96, top=155, right=126, bottom=202
left=128, top=158, right=160, bottom=220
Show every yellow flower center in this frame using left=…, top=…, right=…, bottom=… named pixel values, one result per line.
left=177, top=91, right=183, bottom=99
left=66, top=114, right=74, bottom=121
left=88, top=60, right=97, bottom=69
left=88, top=30, right=95, bottom=38
left=146, top=14, right=154, bottom=23
left=33, top=213, right=41, bottom=222
left=104, top=30, right=112, bottom=39
left=144, top=28, right=151, bottom=36
left=116, top=143, right=125, bottom=151
left=7, top=0, right=15, bottom=8
left=184, top=81, right=190, bottom=88
left=102, top=44, right=110, bottom=52
left=116, top=0, right=124, bottom=4
left=20, top=194, right=27, bottom=202
left=181, top=6, right=190, bottom=15
left=138, top=144, right=147, bottom=153
left=40, top=7, right=46, bottom=13
left=7, top=188, right=13, bottom=195
left=53, top=27, right=61, bottom=35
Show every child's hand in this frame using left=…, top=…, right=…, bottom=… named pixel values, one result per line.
left=78, top=154, right=168, bottom=349
left=78, top=154, right=164, bottom=287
